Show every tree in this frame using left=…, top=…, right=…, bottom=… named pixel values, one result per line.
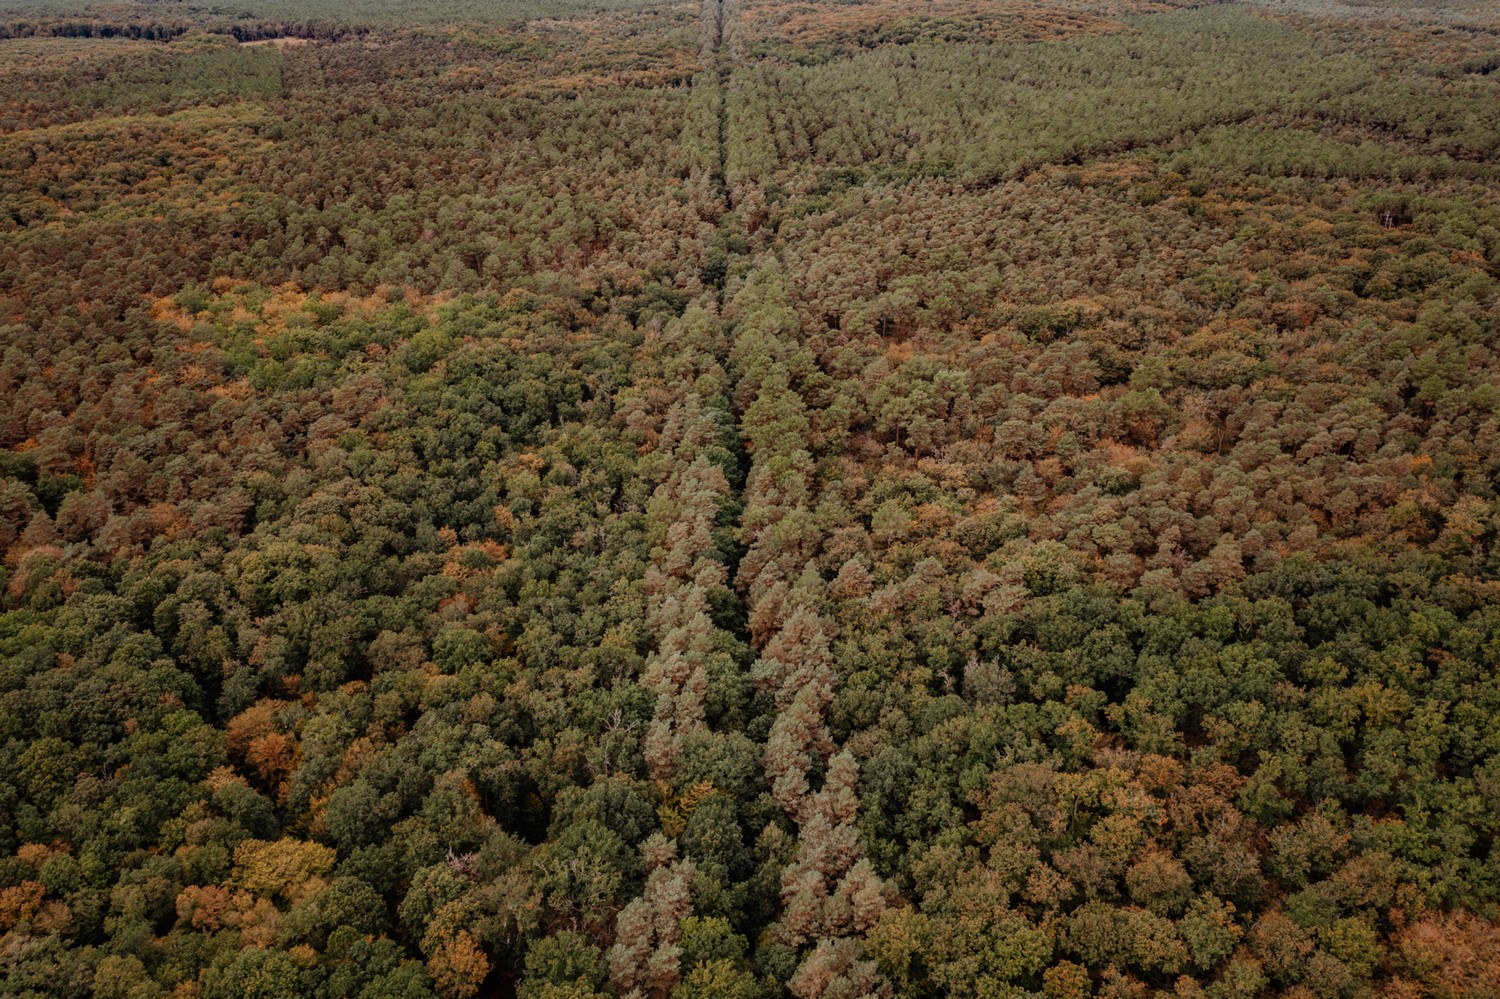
left=609, top=859, right=697, bottom=999
left=788, top=939, right=889, bottom=999
left=428, top=931, right=490, bottom=999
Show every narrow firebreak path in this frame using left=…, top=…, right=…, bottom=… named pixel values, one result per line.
left=690, top=0, right=738, bottom=306
left=705, top=0, right=733, bottom=209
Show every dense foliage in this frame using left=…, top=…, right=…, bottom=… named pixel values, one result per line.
left=2, top=0, right=1498, bottom=997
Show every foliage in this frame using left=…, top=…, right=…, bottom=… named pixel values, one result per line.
left=2, top=0, right=1499, bottom=997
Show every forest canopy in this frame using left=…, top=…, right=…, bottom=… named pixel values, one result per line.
left=1, top=0, right=1498, bottom=997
